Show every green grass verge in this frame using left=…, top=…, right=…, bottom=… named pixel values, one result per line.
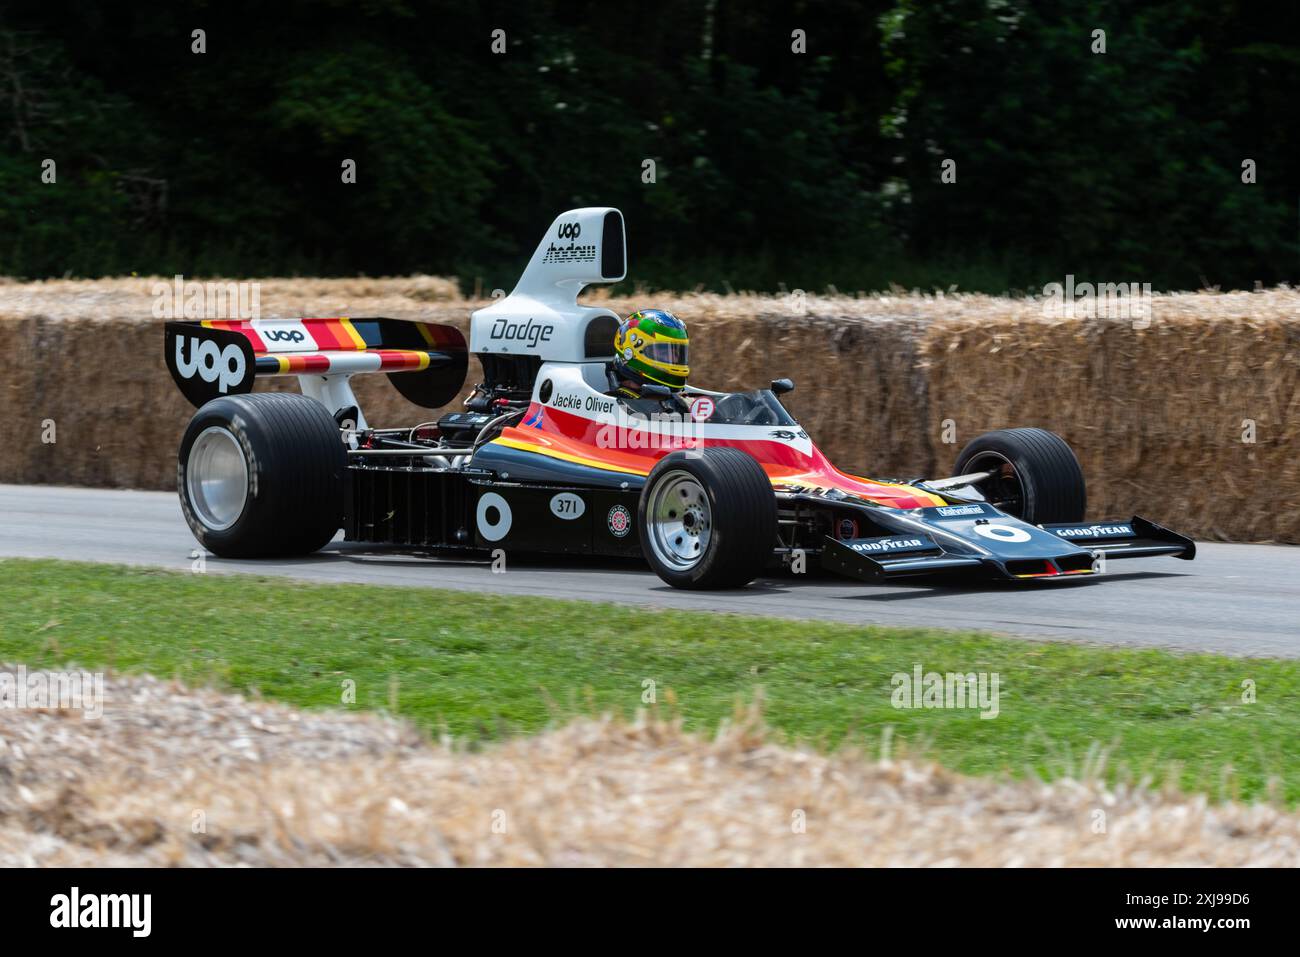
left=2, top=558, right=1297, bottom=803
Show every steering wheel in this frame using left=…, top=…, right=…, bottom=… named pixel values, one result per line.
left=712, top=393, right=772, bottom=426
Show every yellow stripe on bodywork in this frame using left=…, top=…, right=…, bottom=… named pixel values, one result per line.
left=494, top=436, right=948, bottom=507
left=491, top=437, right=651, bottom=476
left=338, top=317, right=367, bottom=350
left=843, top=473, right=947, bottom=507
left=1015, top=568, right=1095, bottom=579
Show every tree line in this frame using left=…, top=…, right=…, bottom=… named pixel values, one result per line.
left=1, top=0, right=1295, bottom=293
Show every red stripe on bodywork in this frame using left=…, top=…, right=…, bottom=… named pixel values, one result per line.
left=206, top=319, right=266, bottom=352
left=375, top=349, right=426, bottom=370
left=305, top=320, right=344, bottom=350
left=507, top=403, right=944, bottom=509
left=283, top=354, right=332, bottom=373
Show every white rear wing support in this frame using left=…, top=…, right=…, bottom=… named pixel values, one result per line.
left=470, top=208, right=627, bottom=362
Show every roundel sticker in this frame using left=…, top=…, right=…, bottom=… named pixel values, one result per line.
left=607, top=504, right=632, bottom=538
left=476, top=492, right=512, bottom=542
left=689, top=397, right=715, bottom=422
left=973, top=522, right=1032, bottom=543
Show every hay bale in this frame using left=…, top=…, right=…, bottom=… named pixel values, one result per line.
left=0, top=274, right=460, bottom=322
left=0, top=294, right=476, bottom=490
left=0, top=317, right=39, bottom=485
left=919, top=290, right=1300, bottom=542
left=5, top=670, right=1300, bottom=866
left=3, top=280, right=1298, bottom=542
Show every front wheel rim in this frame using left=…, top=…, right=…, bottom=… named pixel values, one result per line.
left=964, top=451, right=1025, bottom=517
left=187, top=426, right=249, bottom=531
left=646, top=470, right=712, bottom=571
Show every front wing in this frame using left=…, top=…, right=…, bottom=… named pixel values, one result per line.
left=821, top=511, right=1195, bottom=583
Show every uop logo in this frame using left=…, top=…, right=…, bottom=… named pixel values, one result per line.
left=175, top=337, right=246, bottom=393
left=557, top=221, right=581, bottom=239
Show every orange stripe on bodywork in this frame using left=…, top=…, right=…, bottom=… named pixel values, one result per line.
left=374, top=349, right=430, bottom=371
left=492, top=435, right=651, bottom=475
left=308, top=320, right=345, bottom=350
left=201, top=319, right=266, bottom=352
left=278, top=354, right=331, bottom=373
left=506, top=406, right=948, bottom=508
left=840, top=472, right=947, bottom=507
left=338, top=318, right=367, bottom=349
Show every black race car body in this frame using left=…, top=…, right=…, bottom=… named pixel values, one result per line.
left=166, top=208, right=1194, bottom=589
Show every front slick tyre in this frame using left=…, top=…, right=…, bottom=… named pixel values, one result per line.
left=639, top=447, right=776, bottom=589
left=953, top=427, right=1086, bottom=524
left=178, top=392, right=346, bottom=558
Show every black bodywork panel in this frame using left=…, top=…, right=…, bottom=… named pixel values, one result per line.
left=345, top=465, right=642, bottom=558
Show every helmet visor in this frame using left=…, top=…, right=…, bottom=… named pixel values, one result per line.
left=643, top=341, right=688, bottom=366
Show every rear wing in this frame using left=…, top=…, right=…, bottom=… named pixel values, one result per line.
left=164, top=317, right=467, bottom=409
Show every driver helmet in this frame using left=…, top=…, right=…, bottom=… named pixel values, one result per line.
left=613, top=309, right=689, bottom=390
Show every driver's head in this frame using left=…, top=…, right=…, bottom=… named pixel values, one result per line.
left=613, top=309, right=689, bottom=390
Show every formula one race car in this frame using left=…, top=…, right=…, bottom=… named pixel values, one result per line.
left=165, top=207, right=1194, bottom=589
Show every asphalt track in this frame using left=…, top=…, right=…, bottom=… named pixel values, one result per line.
left=2, top=484, right=1297, bottom=658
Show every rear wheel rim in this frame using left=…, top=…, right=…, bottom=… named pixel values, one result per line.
left=964, top=451, right=1025, bottom=517
left=646, top=470, right=712, bottom=571
left=187, top=426, right=249, bottom=531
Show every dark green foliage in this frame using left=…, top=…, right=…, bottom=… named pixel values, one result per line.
left=0, top=0, right=1295, bottom=290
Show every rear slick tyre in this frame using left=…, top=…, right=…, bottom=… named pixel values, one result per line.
left=178, top=392, right=346, bottom=558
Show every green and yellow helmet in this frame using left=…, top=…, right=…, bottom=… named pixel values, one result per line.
left=613, top=309, right=689, bottom=390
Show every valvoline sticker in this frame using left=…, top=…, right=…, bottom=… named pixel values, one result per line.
left=929, top=503, right=995, bottom=519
